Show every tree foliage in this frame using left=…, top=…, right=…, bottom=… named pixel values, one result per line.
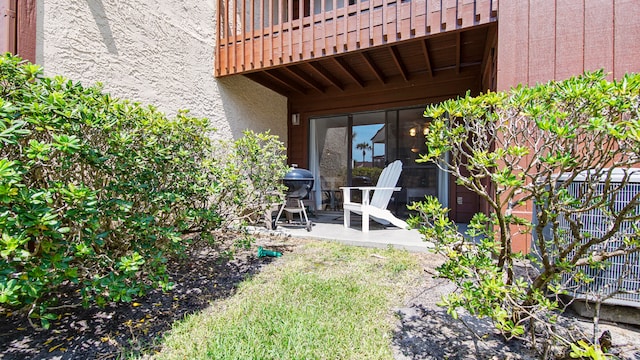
left=0, top=54, right=287, bottom=327
left=408, top=71, right=640, bottom=355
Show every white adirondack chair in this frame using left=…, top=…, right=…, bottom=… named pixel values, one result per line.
left=340, top=160, right=408, bottom=232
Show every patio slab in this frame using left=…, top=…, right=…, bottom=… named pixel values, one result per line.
left=264, top=211, right=434, bottom=253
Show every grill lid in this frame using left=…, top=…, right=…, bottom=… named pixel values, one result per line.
left=283, top=167, right=314, bottom=181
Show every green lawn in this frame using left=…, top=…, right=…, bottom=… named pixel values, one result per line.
left=153, top=241, right=424, bottom=359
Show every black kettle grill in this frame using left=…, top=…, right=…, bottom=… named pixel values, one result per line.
left=273, top=167, right=314, bottom=231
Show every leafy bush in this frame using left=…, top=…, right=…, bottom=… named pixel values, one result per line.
left=208, top=130, right=288, bottom=231
left=0, top=54, right=287, bottom=327
left=408, top=71, right=640, bottom=353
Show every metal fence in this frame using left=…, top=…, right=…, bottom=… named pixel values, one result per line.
left=556, top=171, right=640, bottom=307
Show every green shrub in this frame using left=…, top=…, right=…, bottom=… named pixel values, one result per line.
left=208, top=130, right=288, bottom=231
left=409, top=71, right=640, bottom=351
left=0, top=54, right=287, bottom=327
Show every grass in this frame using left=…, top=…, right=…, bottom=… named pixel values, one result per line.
left=152, top=241, right=425, bottom=359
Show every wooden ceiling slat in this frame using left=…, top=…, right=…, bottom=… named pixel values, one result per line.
left=480, top=26, right=496, bottom=76
left=455, top=32, right=461, bottom=74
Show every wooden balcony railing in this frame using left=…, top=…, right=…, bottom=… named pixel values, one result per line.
left=215, top=0, right=497, bottom=77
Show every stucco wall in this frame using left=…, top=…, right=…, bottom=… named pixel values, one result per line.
left=36, top=0, right=287, bottom=142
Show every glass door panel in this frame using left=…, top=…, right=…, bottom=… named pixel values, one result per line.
left=393, top=107, right=439, bottom=216
left=351, top=112, right=385, bottom=184
left=310, top=116, right=349, bottom=211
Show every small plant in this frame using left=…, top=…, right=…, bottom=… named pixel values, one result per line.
left=409, top=71, right=640, bottom=353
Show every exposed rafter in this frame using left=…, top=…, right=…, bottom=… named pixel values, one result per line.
left=360, top=52, right=386, bottom=84
left=307, top=62, right=345, bottom=91
left=333, top=57, right=365, bottom=88
left=262, top=70, right=307, bottom=95
left=389, top=46, right=409, bottom=82
left=244, top=73, right=291, bottom=96
left=282, top=66, right=325, bottom=93
left=420, top=39, right=433, bottom=78
left=480, top=25, right=497, bottom=79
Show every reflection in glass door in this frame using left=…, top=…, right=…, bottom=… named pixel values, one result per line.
left=309, top=112, right=385, bottom=211
left=309, top=116, right=349, bottom=211
left=351, top=113, right=385, bottom=202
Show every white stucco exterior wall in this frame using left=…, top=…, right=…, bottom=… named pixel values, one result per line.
left=35, top=0, right=287, bottom=143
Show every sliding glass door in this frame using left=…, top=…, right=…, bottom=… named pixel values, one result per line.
left=309, top=107, right=447, bottom=215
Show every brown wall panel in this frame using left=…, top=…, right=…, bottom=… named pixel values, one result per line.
left=498, top=0, right=640, bottom=89
left=614, top=0, right=640, bottom=78
left=584, top=1, right=614, bottom=76
left=554, top=0, right=584, bottom=80
left=495, top=0, right=528, bottom=90
left=527, top=0, right=555, bottom=84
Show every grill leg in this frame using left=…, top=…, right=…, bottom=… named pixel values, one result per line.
left=274, top=202, right=287, bottom=227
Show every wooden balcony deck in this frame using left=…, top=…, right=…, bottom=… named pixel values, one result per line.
left=215, top=0, right=497, bottom=77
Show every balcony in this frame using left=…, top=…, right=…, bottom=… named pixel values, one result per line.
left=215, top=0, right=497, bottom=79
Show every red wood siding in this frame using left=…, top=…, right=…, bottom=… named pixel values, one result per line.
left=497, top=0, right=640, bottom=90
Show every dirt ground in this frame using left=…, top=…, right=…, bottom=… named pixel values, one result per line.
left=392, top=254, right=640, bottom=360
left=1, top=234, right=639, bottom=360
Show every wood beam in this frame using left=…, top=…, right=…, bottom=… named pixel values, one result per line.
left=480, top=25, right=497, bottom=82
left=389, top=46, right=409, bottom=82
left=455, top=32, right=461, bottom=74
left=261, top=70, right=307, bottom=95
left=282, top=66, right=325, bottom=93
left=431, top=61, right=482, bottom=73
left=244, top=74, right=291, bottom=96
left=307, top=61, right=344, bottom=91
left=333, top=57, right=365, bottom=88
left=420, top=39, right=433, bottom=78
left=360, top=52, right=386, bottom=84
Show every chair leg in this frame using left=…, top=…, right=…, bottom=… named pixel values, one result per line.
left=362, top=207, right=369, bottom=233
left=344, top=208, right=350, bottom=228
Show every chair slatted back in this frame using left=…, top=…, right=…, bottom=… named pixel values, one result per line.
left=370, top=160, right=402, bottom=209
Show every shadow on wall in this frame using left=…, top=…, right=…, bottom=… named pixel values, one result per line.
left=87, top=0, right=118, bottom=55
left=216, top=75, right=288, bottom=142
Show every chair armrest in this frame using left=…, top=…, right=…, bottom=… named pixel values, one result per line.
left=340, top=186, right=402, bottom=205
left=339, top=186, right=401, bottom=191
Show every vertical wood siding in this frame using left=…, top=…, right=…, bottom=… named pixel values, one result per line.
left=497, top=0, right=640, bottom=90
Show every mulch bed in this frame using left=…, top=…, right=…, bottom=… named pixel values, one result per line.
left=0, top=234, right=291, bottom=359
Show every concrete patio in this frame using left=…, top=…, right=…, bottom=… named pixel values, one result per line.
left=264, top=211, right=434, bottom=253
